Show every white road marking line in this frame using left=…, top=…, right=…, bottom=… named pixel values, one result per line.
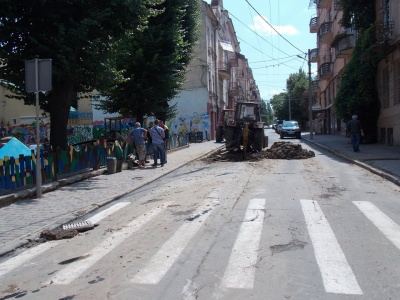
left=353, top=201, right=400, bottom=250
left=49, top=203, right=170, bottom=285
left=300, top=199, right=363, bottom=295
left=0, top=202, right=130, bottom=279
left=220, top=198, right=266, bottom=289
left=0, top=241, right=59, bottom=278
left=132, top=190, right=220, bottom=285
left=85, top=202, right=130, bottom=224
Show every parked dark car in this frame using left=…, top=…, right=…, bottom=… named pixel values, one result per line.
left=280, top=120, right=301, bottom=139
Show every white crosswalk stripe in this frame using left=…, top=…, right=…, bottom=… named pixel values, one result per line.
left=220, top=198, right=266, bottom=289
left=48, top=202, right=171, bottom=285
left=300, top=199, right=363, bottom=295
left=5, top=198, right=400, bottom=296
left=132, top=190, right=220, bottom=284
left=0, top=202, right=131, bottom=279
left=353, top=201, right=400, bottom=250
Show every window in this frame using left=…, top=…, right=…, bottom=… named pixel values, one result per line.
left=382, top=67, right=390, bottom=108
left=394, top=59, right=400, bottom=105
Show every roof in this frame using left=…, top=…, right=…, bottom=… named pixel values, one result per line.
left=0, top=137, right=32, bottom=159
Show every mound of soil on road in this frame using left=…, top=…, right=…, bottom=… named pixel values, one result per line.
left=204, top=141, right=315, bottom=162
left=256, top=141, right=315, bottom=160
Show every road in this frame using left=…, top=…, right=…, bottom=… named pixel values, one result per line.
left=1, top=129, right=400, bottom=299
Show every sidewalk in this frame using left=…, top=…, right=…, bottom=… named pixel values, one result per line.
left=0, top=141, right=224, bottom=257
left=301, top=132, right=400, bottom=186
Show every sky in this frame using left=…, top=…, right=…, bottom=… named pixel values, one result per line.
left=205, top=0, right=316, bottom=102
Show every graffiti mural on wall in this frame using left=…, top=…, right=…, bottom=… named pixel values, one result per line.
left=168, top=113, right=210, bottom=140
left=1, top=114, right=210, bottom=145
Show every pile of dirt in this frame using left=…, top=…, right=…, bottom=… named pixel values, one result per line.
left=254, top=141, right=315, bottom=160
left=204, top=141, right=315, bottom=162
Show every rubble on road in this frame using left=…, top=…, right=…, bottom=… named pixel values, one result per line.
left=203, top=141, right=315, bottom=162
left=254, top=141, right=315, bottom=160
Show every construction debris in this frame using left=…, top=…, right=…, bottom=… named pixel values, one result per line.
left=256, top=141, right=315, bottom=160
left=40, top=221, right=96, bottom=241
left=204, top=141, right=315, bottom=162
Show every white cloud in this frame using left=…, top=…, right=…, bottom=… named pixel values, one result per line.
left=251, top=15, right=298, bottom=36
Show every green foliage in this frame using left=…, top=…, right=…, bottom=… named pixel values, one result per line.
left=260, top=100, right=273, bottom=125
left=340, top=0, right=375, bottom=30
left=97, top=0, right=201, bottom=122
left=0, top=0, right=160, bottom=149
left=334, top=10, right=382, bottom=143
left=270, top=69, right=309, bottom=125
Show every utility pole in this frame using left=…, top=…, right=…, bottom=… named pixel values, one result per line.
left=288, top=88, right=291, bottom=120
left=308, top=49, right=313, bottom=140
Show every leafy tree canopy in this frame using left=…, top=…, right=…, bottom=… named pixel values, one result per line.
left=96, top=0, right=201, bottom=123
left=0, top=0, right=162, bottom=149
left=334, top=0, right=381, bottom=142
left=271, top=69, right=308, bottom=125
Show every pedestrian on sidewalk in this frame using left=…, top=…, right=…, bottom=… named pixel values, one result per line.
left=150, top=119, right=165, bottom=167
left=127, top=122, right=147, bottom=168
left=146, top=121, right=154, bottom=162
left=159, top=120, right=169, bottom=163
left=346, top=115, right=364, bottom=152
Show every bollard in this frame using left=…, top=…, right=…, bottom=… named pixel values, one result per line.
left=107, top=157, right=117, bottom=174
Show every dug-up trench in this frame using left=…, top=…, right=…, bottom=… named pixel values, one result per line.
left=204, top=141, right=315, bottom=162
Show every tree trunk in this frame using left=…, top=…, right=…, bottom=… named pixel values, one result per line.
left=48, top=79, right=75, bottom=150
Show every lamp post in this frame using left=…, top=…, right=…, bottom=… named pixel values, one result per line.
left=298, top=50, right=314, bottom=140
left=288, top=89, right=291, bottom=120
left=308, top=49, right=313, bottom=140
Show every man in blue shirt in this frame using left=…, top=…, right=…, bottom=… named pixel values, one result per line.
left=150, top=119, right=165, bottom=167
left=127, top=122, right=147, bottom=167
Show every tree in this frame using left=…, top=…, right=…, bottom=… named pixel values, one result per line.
left=260, top=100, right=273, bottom=125
left=334, top=0, right=381, bottom=142
left=270, top=69, right=308, bottom=124
left=0, top=0, right=161, bottom=150
left=96, top=0, right=201, bottom=123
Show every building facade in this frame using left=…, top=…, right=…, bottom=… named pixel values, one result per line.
left=310, top=0, right=400, bottom=146
left=375, top=0, right=400, bottom=146
left=168, top=0, right=260, bottom=140
left=309, top=0, right=355, bottom=135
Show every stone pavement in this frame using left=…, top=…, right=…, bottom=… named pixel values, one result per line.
left=301, top=132, right=400, bottom=186
left=1, top=133, right=399, bottom=257
left=0, top=141, right=224, bottom=257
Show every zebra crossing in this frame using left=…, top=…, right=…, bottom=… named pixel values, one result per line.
left=1, top=196, right=400, bottom=296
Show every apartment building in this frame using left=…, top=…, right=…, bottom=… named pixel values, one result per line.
left=309, top=0, right=355, bottom=135
left=310, top=0, right=400, bottom=146
left=375, top=0, right=400, bottom=146
left=168, top=0, right=260, bottom=140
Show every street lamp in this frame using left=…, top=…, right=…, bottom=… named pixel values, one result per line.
left=297, top=50, right=313, bottom=140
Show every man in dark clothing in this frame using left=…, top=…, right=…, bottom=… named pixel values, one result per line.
left=346, top=115, right=364, bottom=152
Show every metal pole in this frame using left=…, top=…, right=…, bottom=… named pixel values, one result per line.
left=308, top=49, right=313, bottom=140
left=35, top=58, right=42, bottom=198
left=288, top=88, right=291, bottom=120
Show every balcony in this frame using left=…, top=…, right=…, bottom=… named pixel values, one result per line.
left=334, top=0, right=342, bottom=10
left=312, top=79, right=320, bottom=91
left=218, top=61, right=231, bottom=80
left=228, top=52, right=239, bottom=67
left=334, top=33, right=356, bottom=58
left=310, top=16, right=319, bottom=33
left=319, top=62, right=333, bottom=79
left=318, top=22, right=333, bottom=44
left=315, top=0, right=329, bottom=8
left=376, top=20, right=395, bottom=45
left=228, top=82, right=239, bottom=97
left=310, top=48, right=319, bottom=62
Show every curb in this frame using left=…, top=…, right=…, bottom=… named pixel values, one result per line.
left=302, top=138, right=400, bottom=187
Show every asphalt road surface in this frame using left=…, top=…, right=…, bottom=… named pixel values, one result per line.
left=0, top=130, right=400, bottom=299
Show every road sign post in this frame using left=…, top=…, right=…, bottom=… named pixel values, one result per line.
left=25, top=58, right=52, bottom=198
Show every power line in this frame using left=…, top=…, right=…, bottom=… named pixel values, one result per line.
left=244, top=0, right=306, bottom=55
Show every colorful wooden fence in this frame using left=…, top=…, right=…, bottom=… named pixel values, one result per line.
left=0, top=133, right=191, bottom=194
